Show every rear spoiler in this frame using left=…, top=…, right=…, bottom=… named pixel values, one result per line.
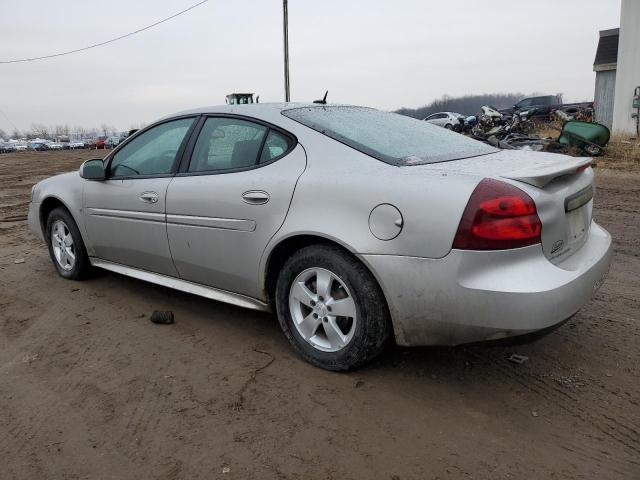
left=503, top=157, right=592, bottom=188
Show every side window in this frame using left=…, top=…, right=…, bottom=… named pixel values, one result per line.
left=109, top=118, right=194, bottom=177
left=518, top=98, right=532, bottom=108
left=259, top=130, right=293, bottom=163
left=188, top=117, right=268, bottom=173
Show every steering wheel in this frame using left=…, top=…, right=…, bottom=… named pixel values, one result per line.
left=114, top=164, right=140, bottom=175
left=112, top=150, right=177, bottom=176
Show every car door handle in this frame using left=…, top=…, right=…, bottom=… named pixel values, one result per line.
left=139, top=191, right=159, bottom=203
left=242, top=190, right=270, bottom=205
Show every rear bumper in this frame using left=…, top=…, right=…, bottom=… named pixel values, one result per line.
left=361, top=222, right=612, bottom=346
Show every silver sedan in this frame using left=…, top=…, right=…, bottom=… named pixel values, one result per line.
left=28, top=104, right=612, bottom=370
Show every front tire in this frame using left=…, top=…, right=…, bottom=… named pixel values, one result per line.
left=275, top=245, right=391, bottom=371
left=45, top=207, right=90, bottom=280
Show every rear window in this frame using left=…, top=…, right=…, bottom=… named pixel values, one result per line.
left=282, top=106, right=496, bottom=165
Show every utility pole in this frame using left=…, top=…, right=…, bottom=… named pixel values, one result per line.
left=283, top=0, right=290, bottom=102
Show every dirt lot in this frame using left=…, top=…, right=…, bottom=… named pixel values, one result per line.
left=0, top=149, right=638, bottom=480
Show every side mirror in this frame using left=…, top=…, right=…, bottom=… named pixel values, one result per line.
left=80, top=159, right=106, bottom=180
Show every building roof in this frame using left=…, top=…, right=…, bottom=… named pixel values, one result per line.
left=594, top=28, right=619, bottom=72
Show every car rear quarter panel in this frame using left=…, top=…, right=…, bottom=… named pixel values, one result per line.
left=260, top=128, right=482, bottom=287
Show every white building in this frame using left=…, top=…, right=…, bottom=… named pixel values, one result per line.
left=611, top=0, right=640, bottom=136
left=593, top=29, right=618, bottom=129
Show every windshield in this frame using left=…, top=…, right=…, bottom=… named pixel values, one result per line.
left=282, top=106, right=497, bottom=165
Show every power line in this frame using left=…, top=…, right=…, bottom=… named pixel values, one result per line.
left=0, top=0, right=209, bottom=64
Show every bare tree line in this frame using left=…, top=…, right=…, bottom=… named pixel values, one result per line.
left=1, top=94, right=555, bottom=139
left=0, top=122, right=147, bottom=140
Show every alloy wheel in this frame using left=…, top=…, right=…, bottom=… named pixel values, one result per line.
left=288, top=267, right=357, bottom=352
left=51, top=220, right=76, bottom=271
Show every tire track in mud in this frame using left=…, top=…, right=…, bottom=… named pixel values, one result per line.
left=465, top=348, right=640, bottom=475
left=121, top=377, right=168, bottom=452
left=0, top=412, right=47, bottom=479
left=0, top=375, right=110, bottom=479
left=2, top=284, right=173, bottom=470
left=0, top=296, right=84, bottom=468
left=0, top=275, right=124, bottom=459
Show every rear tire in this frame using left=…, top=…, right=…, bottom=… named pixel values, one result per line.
left=275, top=245, right=391, bottom=371
left=445, top=123, right=453, bottom=130
left=45, top=207, right=90, bottom=280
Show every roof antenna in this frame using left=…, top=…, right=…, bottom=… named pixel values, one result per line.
left=313, top=90, right=328, bottom=104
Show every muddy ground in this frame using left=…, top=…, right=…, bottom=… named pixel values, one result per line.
left=0, top=150, right=638, bottom=480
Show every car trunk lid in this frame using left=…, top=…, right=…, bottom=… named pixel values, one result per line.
left=500, top=156, right=591, bottom=188
left=425, top=150, right=595, bottom=263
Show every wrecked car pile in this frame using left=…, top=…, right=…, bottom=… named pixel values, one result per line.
left=465, top=104, right=608, bottom=157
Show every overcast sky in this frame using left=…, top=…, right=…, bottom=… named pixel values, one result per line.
left=0, top=0, right=621, bottom=133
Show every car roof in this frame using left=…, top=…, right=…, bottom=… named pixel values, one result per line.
left=165, top=102, right=359, bottom=121
left=173, top=102, right=337, bottom=115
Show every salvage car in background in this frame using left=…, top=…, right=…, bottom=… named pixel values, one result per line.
left=500, top=95, right=594, bottom=121
left=95, top=136, right=107, bottom=149
left=0, top=143, right=17, bottom=153
left=105, top=136, right=124, bottom=149
left=27, top=141, right=49, bottom=151
left=423, top=111, right=464, bottom=131
left=28, top=104, right=612, bottom=371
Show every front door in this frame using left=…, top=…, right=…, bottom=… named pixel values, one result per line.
left=427, top=113, right=447, bottom=127
left=83, top=117, right=196, bottom=276
left=166, top=116, right=306, bottom=298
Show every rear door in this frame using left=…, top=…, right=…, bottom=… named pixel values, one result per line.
left=425, top=114, right=438, bottom=125
left=83, top=117, right=197, bottom=276
left=166, top=115, right=306, bottom=298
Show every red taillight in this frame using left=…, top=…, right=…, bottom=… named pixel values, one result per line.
left=576, top=163, right=591, bottom=174
left=453, top=178, right=542, bottom=250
